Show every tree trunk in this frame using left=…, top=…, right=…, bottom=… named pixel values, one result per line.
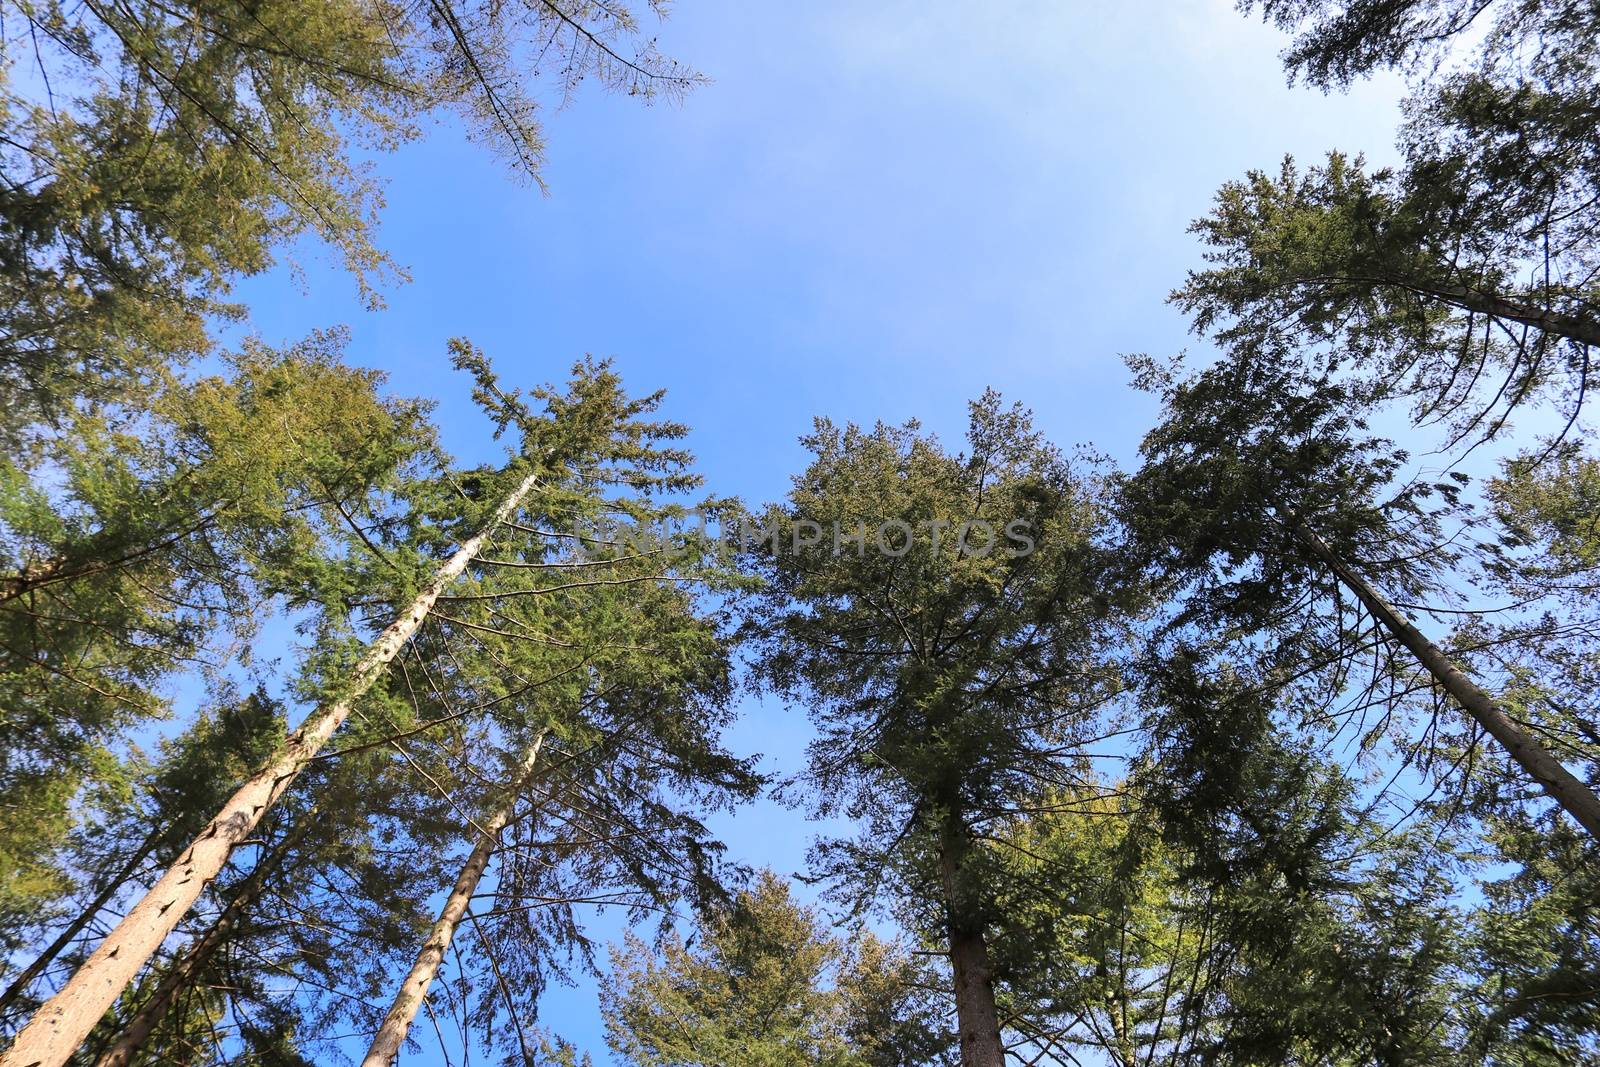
left=0, top=512, right=218, bottom=604
left=360, top=731, right=548, bottom=1067
left=937, top=820, right=1005, bottom=1067
left=1105, top=986, right=1136, bottom=1067
left=1289, top=518, right=1600, bottom=839
left=0, top=471, right=541, bottom=1067
left=0, top=826, right=164, bottom=1022
left=1397, top=275, right=1600, bottom=351
left=93, top=809, right=317, bottom=1067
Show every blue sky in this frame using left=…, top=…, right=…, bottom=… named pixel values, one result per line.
left=228, top=1, right=1411, bottom=1060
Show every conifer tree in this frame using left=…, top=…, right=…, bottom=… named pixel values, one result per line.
left=966, top=697, right=1470, bottom=1066
left=0, top=0, right=700, bottom=443
left=603, top=870, right=950, bottom=1067
left=89, top=803, right=319, bottom=1067
left=1122, top=350, right=1600, bottom=839
left=57, top=709, right=465, bottom=1065
left=0, top=348, right=706, bottom=1067
left=356, top=393, right=759, bottom=1063
left=0, top=693, right=285, bottom=1027
left=1184, top=0, right=1600, bottom=442
left=0, top=333, right=436, bottom=943
left=744, top=393, right=1140, bottom=1066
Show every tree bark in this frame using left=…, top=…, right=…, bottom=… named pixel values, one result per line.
left=360, top=731, right=547, bottom=1067
left=1289, top=518, right=1600, bottom=839
left=1401, top=276, right=1600, bottom=351
left=93, top=809, right=317, bottom=1067
left=0, top=471, right=541, bottom=1067
left=937, top=820, right=1005, bottom=1067
left=1105, top=985, right=1136, bottom=1067
left=0, top=512, right=218, bottom=605
left=1314, top=271, right=1600, bottom=351
left=0, top=826, right=164, bottom=1022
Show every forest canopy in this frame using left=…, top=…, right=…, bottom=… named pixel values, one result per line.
left=1, top=1, right=1596, bottom=1065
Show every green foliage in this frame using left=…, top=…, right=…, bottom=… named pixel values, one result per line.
left=742, top=391, right=1142, bottom=1057
left=1121, top=346, right=1463, bottom=682
left=0, top=333, right=434, bottom=935
left=265, top=353, right=766, bottom=1063
left=988, top=724, right=1468, bottom=1066
left=1137, top=662, right=1469, bottom=1064
left=747, top=391, right=1135, bottom=871
left=1194, top=0, right=1600, bottom=443
left=4, top=0, right=1598, bottom=1062
left=1244, top=0, right=1598, bottom=90
left=1467, top=814, right=1600, bottom=1063
left=602, top=870, right=950, bottom=1067
left=1488, top=444, right=1600, bottom=580
left=0, top=0, right=699, bottom=445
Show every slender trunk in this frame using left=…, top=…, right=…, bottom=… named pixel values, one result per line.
left=937, top=819, right=1005, bottom=1067
left=0, top=472, right=540, bottom=1067
left=0, top=512, right=219, bottom=604
left=0, top=827, right=165, bottom=1021
left=1402, top=276, right=1600, bottom=351
left=1105, top=986, right=1136, bottom=1067
left=360, top=731, right=548, bottom=1067
left=93, top=809, right=317, bottom=1067
left=0, top=555, right=67, bottom=603
left=1290, top=518, right=1600, bottom=839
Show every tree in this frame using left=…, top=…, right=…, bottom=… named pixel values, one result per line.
left=88, top=800, right=319, bottom=1067
left=39, top=346, right=760, bottom=1066
left=360, top=734, right=552, bottom=1067
left=1, top=0, right=704, bottom=947
left=0, top=332, right=434, bottom=968
left=1465, top=808, right=1600, bottom=1064
left=1185, top=1, right=1600, bottom=443
left=603, top=870, right=950, bottom=1067
left=0, top=0, right=699, bottom=445
left=358, top=505, right=760, bottom=1064
left=1121, top=349, right=1600, bottom=838
left=744, top=393, right=1140, bottom=1066
left=980, top=710, right=1469, bottom=1067
left=0, top=349, right=702, bottom=1067
left=0, top=693, right=284, bottom=1026
left=1431, top=444, right=1600, bottom=1063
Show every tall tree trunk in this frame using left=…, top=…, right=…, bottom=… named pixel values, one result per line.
left=937, top=819, right=1005, bottom=1067
left=93, top=809, right=317, bottom=1067
left=0, top=826, right=165, bottom=1022
left=1289, top=517, right=1600, bottom=839
left=1385, top=274, right=1600, bottom=351
left=1105, top=985, right=1136, bottom=1067
left=0, top=471, right=541, bottom=1067
left=360, top=731, right=548, bottom=1067
left=0, top=512, right=218, bottom=604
